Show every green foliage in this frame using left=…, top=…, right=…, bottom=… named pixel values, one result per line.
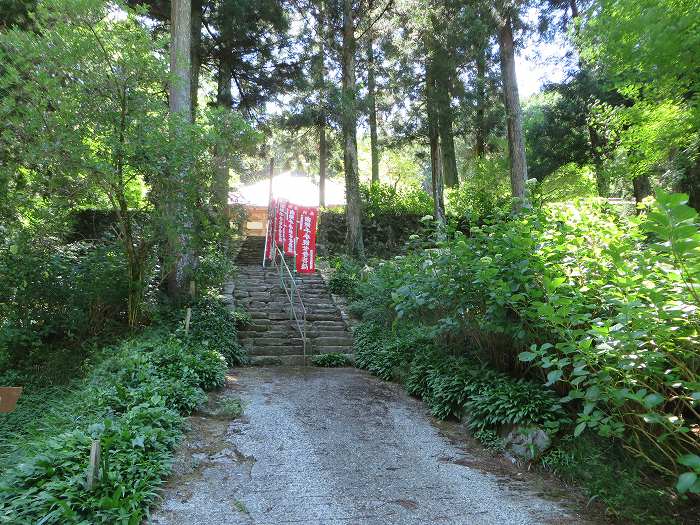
left=215, top=397, right=244, bottom=419
left=581, top=0, right=700, bottom=203
left=0, top=234, right=132, bottom=363
left=0, top=325, right=228, bottom=523
left=360, top=181, right=434, bottom=218
left=311, top=352, right=351, bottom=367
left=541, top=435, right=689, bottom=525
left=0, top=0, right=261, bottom=325
left=446, top=156, right=512, bottom=223
left=194, top=249, right=236, bottom=295
left=464, top=380, right=564, bottom=432
left=531, top=163, right=598, bottom=204
left=353, top=323, right=403, bottom=380
left=349, top=195, right=700, bottom=495
left=473, top=429, right=506, bottom=452
left=328, top=257, right=362, bottom=299
left=182, top=297, right=247, bottom=366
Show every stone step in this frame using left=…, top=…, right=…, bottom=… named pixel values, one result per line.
left=247, top=346, right=305, bottom=357
left=248, top=355, right=306, bottom=366
left=306, top=312, right=342, bottom=321
left=244, top=337, right=304, bottom=347
left=314, top=345, right=353, bottom=353
left=309, top=332, right=351, bottom=340
left=312, top=336, right=353, bottom=346
left=239, top=330, right=297, bottom=340
left=248, top=353, right=354, bottom=366
left=312, top=320, right=347, bottom=329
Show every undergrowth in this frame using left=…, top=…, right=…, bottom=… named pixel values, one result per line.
left=348, top=194, right=700, bottom=523
left=0, top=296, right=242, bottom=524
left=311, top=352, right=351, bottom=367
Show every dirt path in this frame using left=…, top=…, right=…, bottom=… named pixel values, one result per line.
left=150, top=367, right=596, bottom=525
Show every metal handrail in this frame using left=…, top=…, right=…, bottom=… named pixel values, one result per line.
left=270, top=243, right=307, bottom=364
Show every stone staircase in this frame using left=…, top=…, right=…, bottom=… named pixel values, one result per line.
left=233, top=236, right=353, bottom=366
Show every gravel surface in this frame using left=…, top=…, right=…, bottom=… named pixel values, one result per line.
left=150, top=367, right=594, bottom=525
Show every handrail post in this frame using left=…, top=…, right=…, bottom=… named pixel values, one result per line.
left=269, top=242, right=308, bottom=365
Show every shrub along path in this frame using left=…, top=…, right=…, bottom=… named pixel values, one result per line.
left=151, top=367, right=597, bottom=525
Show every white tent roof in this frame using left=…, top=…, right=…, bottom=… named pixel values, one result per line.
left=231, top=172, right=346, bottom=207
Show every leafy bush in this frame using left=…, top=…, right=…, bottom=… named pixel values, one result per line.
left=353, top=323, right=402, bottom=380
left=0, top=326, right=228, bottom=523
left=348, top=194, right=700, bottom=495
left=360, top=181, right=434, bottom=218
left=328, top=257, right=363, bottom=299
left=311, top=352, right=351, bottom=367
left=183, top=297, right=246, bottom=366
left=445, top=156, right=512, bottom=223
left=473, top=429, right=506, bottom=452
left=464, top=380, right=565, bottom=432
left=0, top=235, right=131, bottom=363
left=194, top=248, right=236, bottom=294
left=215, top=397, right=244, bottom=418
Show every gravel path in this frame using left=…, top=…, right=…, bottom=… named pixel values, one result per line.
left=150, top=367, right=594, bottom=525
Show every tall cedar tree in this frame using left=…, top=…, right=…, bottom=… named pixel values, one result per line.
left=166, top=0, right=196, bottom=298
left=342, top=0, right=365, bottom=256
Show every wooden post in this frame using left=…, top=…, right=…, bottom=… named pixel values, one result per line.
left=267, top=156, right=274, bottom=202
left=263, top=157, right=275, bottom=267
left=87, top=439, right=101, bottom=490
left=0, top=387, right=22, bottom=413
left=185, top=307, right=192, bottom=334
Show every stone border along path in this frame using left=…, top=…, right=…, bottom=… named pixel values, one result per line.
left=150, top=367, right=600, bottom=525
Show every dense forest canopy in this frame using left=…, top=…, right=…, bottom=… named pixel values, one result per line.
left=2, top=0, right=699, bottom=231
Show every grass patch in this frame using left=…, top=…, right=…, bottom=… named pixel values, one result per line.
left=540, top=435, right=696, bottom=524
left=232, top=499, right=248, bottom=513
left=215, top=397, right=244, bottom=419
left=311, top=352, right=351, bottom=367
left=0, top=298, right=241, bottom=523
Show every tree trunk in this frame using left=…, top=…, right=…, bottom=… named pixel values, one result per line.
left=682, top=152, right=700, bottom=211
left=170, top=0, right=192, bottom=116
left=317, top=0, right=327, bottom=207
left=367, top=21, right=379, bottom=184
left=588, top=125, right=609, bottom=197
left=213, top=53, right=233, bottom=217
left=167, top=0, right=195, bottom=299
left=190, top=0, right=202, bottom=120
left=342, top=0, right=364, bottom=257
left=569, top=0, right=580, bottom=18
left=475, top=46, right=487, bottom=157
left=319, top=124, right=327, bottom=207
left=433, top=44, right=458, bottom=188
left=426, top=56, right=446, bottom=223
left=632, top=174, right=652, bottom=209
left=436, top=77, right=458, bottom=188
left=497, top=14, right=529, bottom=209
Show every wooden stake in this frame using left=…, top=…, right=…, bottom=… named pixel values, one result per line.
left=87, top=439, right=101, bottom=490
left=185, top=307, right=192, bottom=334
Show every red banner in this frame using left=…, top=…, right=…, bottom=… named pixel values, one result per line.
left=275, top=199, right=287, bottom=246
left=296, top=207, right=318, bottom=273
left=284, top=204, right=298, bottom=256
left=264, top=198, right=276, bottom=261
